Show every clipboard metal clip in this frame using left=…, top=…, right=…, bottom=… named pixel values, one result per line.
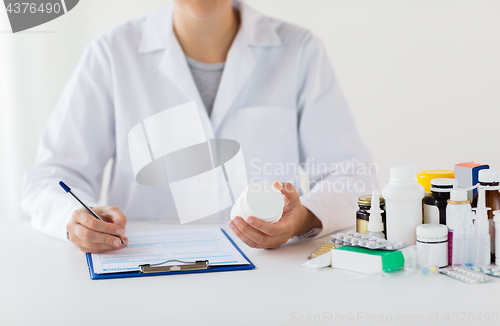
left=139, top=260, right=209, bottom=274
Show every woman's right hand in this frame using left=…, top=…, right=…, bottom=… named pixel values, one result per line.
left=66, top=206, right=128, bottom=253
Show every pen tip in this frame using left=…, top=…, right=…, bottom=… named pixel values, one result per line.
left=59, top=181, right=71, bottom=193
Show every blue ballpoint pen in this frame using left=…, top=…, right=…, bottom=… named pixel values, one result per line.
left=59, top=181, right=128, bottom=247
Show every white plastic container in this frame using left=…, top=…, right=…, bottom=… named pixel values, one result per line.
left=464, top=212, right=476, bottom=267
left=474, top=188, right=491, bottom=267
left=383, top=166, right=425, bottom=244
left=367, top=190, right=385, bottom=239
left=230, top=181, right=285, bottom=223
left=446, top=189, right=472, bottom=264
left=416, top=224, right=448, bottom=268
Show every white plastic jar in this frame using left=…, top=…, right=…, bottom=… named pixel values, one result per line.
left=383, top=166, right=425, bottom=244
left=230, top=181, right=285, bottom=223
left=416, top=224, right=448, bottom=267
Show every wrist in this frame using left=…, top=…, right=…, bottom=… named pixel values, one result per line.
left=294, top=206, right=322, bottom=236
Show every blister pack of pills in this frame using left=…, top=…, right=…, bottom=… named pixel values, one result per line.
left=439, top=267, right=491, bottom=284
left=471, top=267, right=500, bottom=278
left=330, top=231, right=404, bottom=250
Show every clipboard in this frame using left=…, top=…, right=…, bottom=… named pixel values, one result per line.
left=86, top=229, right=255, bottom=280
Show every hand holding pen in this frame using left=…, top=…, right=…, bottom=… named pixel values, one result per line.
left=59, top=181, right=129, bottom=253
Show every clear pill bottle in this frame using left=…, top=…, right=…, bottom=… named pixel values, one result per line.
left=230, top=181, right=285, bottom=223
left=416, top=224, right=448, bottom=267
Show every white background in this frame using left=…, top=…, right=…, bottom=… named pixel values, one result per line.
left=1, top=0, right=499, bottom=221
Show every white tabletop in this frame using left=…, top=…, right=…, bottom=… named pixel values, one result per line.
left=1, top=221, right=498, bottom=326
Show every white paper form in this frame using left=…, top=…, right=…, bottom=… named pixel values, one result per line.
left=91, top=228, right=249, bottom=274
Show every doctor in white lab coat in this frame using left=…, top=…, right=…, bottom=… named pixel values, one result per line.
left=22, top=0, right=376, bottom=252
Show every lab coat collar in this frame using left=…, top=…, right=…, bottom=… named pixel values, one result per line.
left=138, top=1, right=281, bottom=134
left=138, top=1, right=281, bottom=54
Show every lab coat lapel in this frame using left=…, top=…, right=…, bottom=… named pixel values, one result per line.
left=138, top=3, right=214, bottom=140
left=210, top=2, right=281, bottom=133
left=158, top=35, right=215, bottom=139
left=210, top=31, right=255, bottom=133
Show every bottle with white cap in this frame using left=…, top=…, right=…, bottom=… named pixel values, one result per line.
left=473, top=187, right=491, bottom=267
left=383, top=166, right=425, bottom=244
left=423, top=178, right=458, bottom=225
left=472, top=169, right=500, bottom=261
left=446, top=189, right=472, bottom=264
left=367, top=190, right=385, bottom=239
left=416, top=224, right=449, bottom=267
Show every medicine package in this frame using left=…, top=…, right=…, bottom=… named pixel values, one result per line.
left=439, top=267, right=491, bottom=284
left=331, top=231, right=404, bottom=250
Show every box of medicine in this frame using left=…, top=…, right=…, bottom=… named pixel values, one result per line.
left=454, top=162, right=489, bottom=200
left=330, top=246, right=404, bottom=274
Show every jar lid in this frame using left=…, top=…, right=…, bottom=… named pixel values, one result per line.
left=358, top=194, right=385, bottom=206
left=429, top=178, right=458, bottom=192
left=244, top=181, right=284, bottom=221
left=416, top=224, right=448, bottom=241
left=430, top=178, right=457, bottom=187
left=479, top=169, right=500, bottom=183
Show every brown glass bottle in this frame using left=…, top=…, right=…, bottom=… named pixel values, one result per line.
left=356, top=194, right=386, bottom=238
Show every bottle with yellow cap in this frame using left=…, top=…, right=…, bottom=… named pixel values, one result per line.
left=417, top=169, right=455, bottom=195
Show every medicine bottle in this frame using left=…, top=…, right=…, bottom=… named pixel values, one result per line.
left=356, top=194, right=386, bottom=237
left=446, top=189, right=472, bottom=265
left=471, top=169, right=500, bottom=260
left=230, top=181, right=285, bottom=223
left=416, top=224, right=448, bottom=267
left=383, top=166, right=425, bottom=244
left=423, top=178, right=457, bottom=225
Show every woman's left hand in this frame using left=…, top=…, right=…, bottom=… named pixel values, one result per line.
left=228, top=181, right=322, bottom=249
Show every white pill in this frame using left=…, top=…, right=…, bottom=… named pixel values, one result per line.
left=344, top=236, right=353, bottom=241
left=367, top=241, right=376, bottom=247
left=376, top=239, right=387, bottom=244
left=358, top=240, right=367, bottom=246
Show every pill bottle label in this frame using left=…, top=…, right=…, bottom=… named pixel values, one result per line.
left=424, top=204, right=440, bottom=224
left=356, top=219, right=369, bottom=235
left=448, top=231, right=453, bottom=264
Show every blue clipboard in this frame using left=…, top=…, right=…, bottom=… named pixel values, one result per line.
left=86, top=229, right=255, bottom=280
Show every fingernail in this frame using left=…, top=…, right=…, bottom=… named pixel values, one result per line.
left=234, top=218, right=240, bottom=225
left=114, top=240, right=120, bottom=247
left=229, top=222, right=235, bottom=229
left=116, top=229, right=122, bottom=235
left=248, top=218, right=253, bottom=224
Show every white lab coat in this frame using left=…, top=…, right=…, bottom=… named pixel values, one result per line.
left=21, top=1, right=377, bottom=242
